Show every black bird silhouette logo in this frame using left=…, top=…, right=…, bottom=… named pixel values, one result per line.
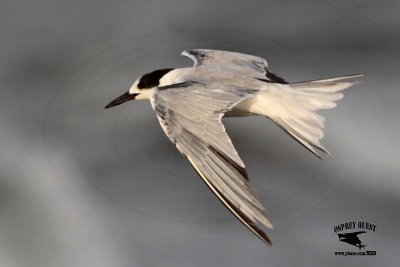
left=337, top=231, right=367, bottom=250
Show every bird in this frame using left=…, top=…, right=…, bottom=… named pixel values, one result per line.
left=337, top=231, right=367, bottom=249
left=105, top=49, right=362, bottom=245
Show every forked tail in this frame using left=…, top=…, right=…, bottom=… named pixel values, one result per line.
left=256, top=74, right=363, bottom=157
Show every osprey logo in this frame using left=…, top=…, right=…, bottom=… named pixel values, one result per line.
left=337, top=231, right=366, bottom=250
left=333, top=221, right=377, bottom=256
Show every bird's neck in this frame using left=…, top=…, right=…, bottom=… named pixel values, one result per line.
left=159, top=68, right=192, bottom=87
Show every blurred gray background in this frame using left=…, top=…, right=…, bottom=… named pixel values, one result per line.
left=1, top=0, right=399, bottom=266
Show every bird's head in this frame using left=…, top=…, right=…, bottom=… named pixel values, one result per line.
left=105, top=68, right=174, bottom=109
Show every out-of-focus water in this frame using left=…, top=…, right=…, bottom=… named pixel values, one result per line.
left=1, top=1, right=399, bottom=266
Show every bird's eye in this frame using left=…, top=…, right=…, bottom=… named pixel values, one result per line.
left=137, top=81, right=145, bottom=89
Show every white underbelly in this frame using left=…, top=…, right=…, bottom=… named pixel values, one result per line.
left=225, top=96, right=259, bottom=117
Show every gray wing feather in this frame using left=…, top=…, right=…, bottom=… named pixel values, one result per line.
left=150, top=81, right=273, bottom=244
left=182, top=49, right=269, bottom=78
left=182, top=49, right=288, bottom=84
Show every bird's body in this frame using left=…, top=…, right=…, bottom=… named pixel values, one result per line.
left=105, top=49, right=362, bottom=245
left=158, top=67, right=267, bottom=117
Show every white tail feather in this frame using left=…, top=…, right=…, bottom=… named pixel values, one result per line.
left=249, top=74, right=362, bottom=157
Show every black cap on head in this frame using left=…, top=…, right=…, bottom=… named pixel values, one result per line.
left=137, top=68, right=174, bottom=89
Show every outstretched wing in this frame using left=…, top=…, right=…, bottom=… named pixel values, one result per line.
left=182, top=49, right=288, bottom=84
left=150, top=81, right=273, bottom=244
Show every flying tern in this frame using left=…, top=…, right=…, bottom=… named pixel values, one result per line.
left=105, top=49, right=362, bottom=244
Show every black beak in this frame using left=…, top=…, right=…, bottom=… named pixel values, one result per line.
left=105, top=92, right=138, bottom=109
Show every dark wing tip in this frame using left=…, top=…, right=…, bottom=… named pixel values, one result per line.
left=266, top=71, right=289, bottom=84
left=225, top=191, right=272, bottom=245
left=249, top=221, right=273, bottom=245
left=183, top=151, right=272, bottom=245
